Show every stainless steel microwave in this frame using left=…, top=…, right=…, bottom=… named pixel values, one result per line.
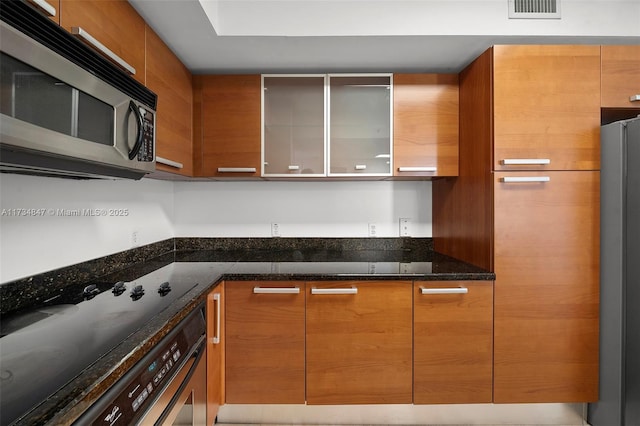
left=0, top=2, right=157, bottom=179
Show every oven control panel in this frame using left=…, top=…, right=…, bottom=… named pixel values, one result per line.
left=75, top=308, right=205, bottom=426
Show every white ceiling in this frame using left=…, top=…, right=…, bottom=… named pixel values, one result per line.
left=128, top=0, right=640, bottom=74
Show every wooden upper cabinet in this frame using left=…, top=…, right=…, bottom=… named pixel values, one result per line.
left=414, top=280, right=493, bottom=404
left=306, top=281, right=413, bottom=404
left=393, top=74, right=459, bottom=177
left=26, top=0, right=60, bottom=24
left=145, top=26, right=193, bottom=176
left=60, top=0, right=146, bottom=85
left=225, top=282, right=305, bottom=404
left=493, top=45, right=601, bottom=171
left=601, top=45, right=640, bottom=109
left=195, top=75, right=261, bottom=177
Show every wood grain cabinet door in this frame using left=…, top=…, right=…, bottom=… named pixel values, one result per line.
left=393, top=74, right=459, bottom=177
left=601, top=45, right=640, bottom=109
left=60, top=0, right=146, bottom=85
left=493, top=45, right=601, bottom=171
left=206, top=285, right=224, bottom=426
left=493, top=170, right=600, bottom=403
left=306, top=281, right=413, bottom=404
left=197, top=75, right=261, bottom=177
left=146, top=26, right=193, bottom=176
left=414, top=281, right=493, bottom=404
left=225, top=281, right=306, bottom=403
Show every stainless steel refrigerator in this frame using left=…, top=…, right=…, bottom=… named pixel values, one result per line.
left=588, top=116, right=640, bottom=426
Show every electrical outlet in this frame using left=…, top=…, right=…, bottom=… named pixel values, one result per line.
left=131, top=231, right=139, bottom=247
left=368, top=223, right=377, bottom=237
left=399, top=218, right=411, bottom=237
left=271, top=223, right=281, bottom=237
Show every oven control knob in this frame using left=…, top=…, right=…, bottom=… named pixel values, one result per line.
left=112, top=281, right=126, bottom=296
left=158, top=281, right=171, bottom=296
left=130, top=285, right=145, bottom=300
left=82, top=284, right=100, bottom=299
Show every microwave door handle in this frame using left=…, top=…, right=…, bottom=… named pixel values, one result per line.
left=128, top=100, right=144, bottom=160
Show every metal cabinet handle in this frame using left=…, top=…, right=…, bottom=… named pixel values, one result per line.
left=311, top=288, right=358, bottom=295
left=211, top=293, right=221, bottom=344
left=288, top=165, right=300, bottom=171
left=501, top=159, right=551, bottom=165
left=253, top=287, right=300, bottom=294
left=501, top=176, right=550, bottom=183
left=421, top=287, right=468, bottom=295
left=156, top=156, right=184, bottom=169
left=71, top=27, right=136, bottom=75
left=398, top=167, right=437, bottom=172
left=28, top=0, right=56, bottom=16
left=355, top=165, right=367, bottom=170
left=631, top=95, right=640, bottom=102
left=217, top=167, right=257, bottom=173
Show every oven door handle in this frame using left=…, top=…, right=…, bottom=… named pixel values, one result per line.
left=152, top=336, right=206, bottom=426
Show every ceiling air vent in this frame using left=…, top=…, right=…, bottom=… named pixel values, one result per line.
left=508, top=0, right=561, bottom=19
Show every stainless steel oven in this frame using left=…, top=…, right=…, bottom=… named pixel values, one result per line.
left=74, top=306, right=207, bottom=426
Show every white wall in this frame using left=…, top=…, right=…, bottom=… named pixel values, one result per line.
left=0, top=176, right=432, bottom=282
left=0, top=174, right=174, bottom=282
left=173, top=180, right=432, bottom=238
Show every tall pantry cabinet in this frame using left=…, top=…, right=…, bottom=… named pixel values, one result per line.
left=434, top=45, right=601, bottom=403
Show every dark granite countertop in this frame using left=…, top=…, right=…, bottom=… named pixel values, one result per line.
left=1, top=238, right=494, bottom=426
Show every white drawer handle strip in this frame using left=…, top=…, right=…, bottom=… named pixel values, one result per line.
left=311, top=288, right=358, bottom=295
left=421, top=287, right=468, bottom=295
left=212, top=293, right=221, bottom=344
left=355, top=165, right=367, bottom=170
left=502, top=159, right=551, bottom=165
left=29, top=0, right=56, bottom=16
left=71, top=27, right=136, bottom=75
left=288, top=165, right=300, bottom=171
left=631, top=95, right=640, bottom=102
left=501, top=176, right=550, bottom=183
left=253, top=287, right=300, bottom=294
left=156, top=156, right=184, bottom=169
left=217, top=167, right=257, bottom=173
left=398, top=167, right=437, bottom=172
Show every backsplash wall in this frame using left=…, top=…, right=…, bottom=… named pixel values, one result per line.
left=0, top=175, right=432, bottom=282
left=0, top=174, right=175, bottom=283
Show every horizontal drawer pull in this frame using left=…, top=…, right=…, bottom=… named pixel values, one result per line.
left=155, top=156, right=184, bottom=169
left=253, top=287, right=300, bottom=294
left=355, top=165, right=367, bottom=170
left=71, top=27, right=136, bottom=75
left=217, top=167, right=257, bottom=173
left=421, top=287, right=468, bottom=295
left=501, top=159, right=551, bottom=165
left=398, top=166, right=437, bottom=172
left=29, top=0, right=56, bottom=16
left=631, top=95, right=640, bottom=102
left=311, top=288, right=358, bottom=295
left=501, top=176, right=550, bottom=183
left=288, top=165, right=300, bottom=171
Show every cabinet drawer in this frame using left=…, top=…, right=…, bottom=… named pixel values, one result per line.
left=414, top=281, right=493, bottom=404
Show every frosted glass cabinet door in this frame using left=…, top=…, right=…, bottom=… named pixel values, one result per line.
left=263, top=76, right=325, bottom=176
left=329, top=75, right=392, bottom=176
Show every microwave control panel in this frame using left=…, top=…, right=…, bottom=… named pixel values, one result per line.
left=138, top=108, right=155, bottom=163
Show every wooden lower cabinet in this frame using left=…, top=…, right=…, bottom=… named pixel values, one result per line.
left=413, top=281, right=493, bottom=404
left=225, top=281, right=306, bottom=403
left=493, top=171, right=600, bottom=403
left=306, top=281, right=413, bottom=404
left=206, top=284, right=224, bottom=426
